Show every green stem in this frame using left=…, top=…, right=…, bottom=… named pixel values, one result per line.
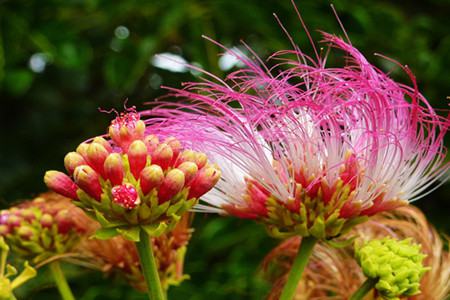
left=280, top=236, right=318, bottom=300
left=350, top=278, right=377, bottom=300
left=49, top=261, right=75, bottom=300
left=136, top=230, right=165, bottom=300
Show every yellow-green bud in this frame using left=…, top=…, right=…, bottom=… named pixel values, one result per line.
left=355, top=238, right=429, bottom=300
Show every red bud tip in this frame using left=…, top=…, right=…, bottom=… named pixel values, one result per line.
left=128, top=140, right=148, bottom=179
left=158, top=169, right=185, bottom=203
left=152, top=143, right=173, bottom=170
left=64, top=152, right=86, bottom=175
left=104, top=153, right=124, bottom=186
left=188, top=166, right=221, bottom=199
left=177, top=162, right=198, bottom=184
left=140, top=165, right=164, bottom=195
left=44, top=171, right=79, bottom=199
left=111, top=184, right=140, bottom=209
left=87, top=142, right=110, bottom=176
left=73, top=165, right=102, bottom=200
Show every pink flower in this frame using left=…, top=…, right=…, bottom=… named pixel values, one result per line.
left=144, top=33, right=449, bottom=239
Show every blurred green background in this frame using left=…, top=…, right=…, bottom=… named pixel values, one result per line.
left=1, top=0, right=449, bottom=299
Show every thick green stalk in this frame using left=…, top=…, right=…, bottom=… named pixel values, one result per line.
left=280, top=236, right=318, bottom=300
left=136, top=230, right=165, bottom=300
left=350, top=278, right=377, bottom=300
left=49, top=261, right=75, bottom=300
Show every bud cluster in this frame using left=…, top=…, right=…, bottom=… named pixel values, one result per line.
left=355, top=238, right=429, bottom=300
left=45, top=110, right=220, bottom=239
left=0, top=195, right=86, bottom=264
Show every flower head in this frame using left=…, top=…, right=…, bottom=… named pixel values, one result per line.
left=145, top=32, right=449, bottom=239
left=45, top=108, right=220, bottom=240
left=0, top=193, right=88, bottom=264
left=263, top=206, right=450, bottom=300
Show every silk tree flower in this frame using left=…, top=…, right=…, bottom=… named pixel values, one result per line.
left=0, top=193, right=87, bottom=264
left=44, top=109, right=219, bottom=300
left=44, top=109, right=220, bottom=241
left=262, top=206, right=450, bottom=300
left=143, top=29, right=448, bottom=299
left=79, top=214, right=192, bottom=292
left=145, top=33, right=449, bottom=241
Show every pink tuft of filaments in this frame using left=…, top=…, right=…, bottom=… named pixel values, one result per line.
left=142, top=28, right=449, bottom=238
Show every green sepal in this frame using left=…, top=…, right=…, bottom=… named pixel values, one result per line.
left=325, top=235, right=357, bottom=249
left=92, top=227, right=120, bottom=240
left=94, top=209, right=127, bottom=228
left=5, top=266, right=17, bottom=278
left=116, top=226, right=141, bottom=242
left=141, top=223, right=168, bottom=237
left=309, top=215, right=326, bottom=239
left=10, top=261, right=36, bottom=290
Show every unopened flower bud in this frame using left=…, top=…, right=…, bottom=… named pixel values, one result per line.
left=76, top=142, right=90, bottom=159
left=109, top=112, right=145, bottom=151
left=73, top=165, right=102, bottom=200
left=128, top=140, right=148, bottom=179
left=177, top=150, right=195, bottom=165
left=159, top=169, right=185, bottom=203
left=40, top=213, right=53, bottom=229
left=144, top=134, right=159, bottom=152
left=194, top=153, right=208, bottom=169
left=44, top=171, right=79, bottom=199
left=104, top=153, right=124, bottom=186
left=177, top=162, right=198, bottom=184
left=188, top=166, right=221, bottom=199
left=140, top=165, right=164, bottom=195
left=152, top=143, right=173, bottom=170
left=55, top=210, right=72, bottom=234
left=111, top=184, right=140, bottom=209
left=7, top=215, right=21, bottom=227
left=355, top=238, right=429, bottom=299
left=17, top=226, right=34, bottom=240
left=64, top=152, right=86, bottom=175
left=20, top=209, right=35, bottom=222
left=0, top=224, right=9, bottom=235
left=87, top=142, right=110, bottom=176
left=93, top=136, right=113, bottom=152
left=165, top=137, right=182, bottom=159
